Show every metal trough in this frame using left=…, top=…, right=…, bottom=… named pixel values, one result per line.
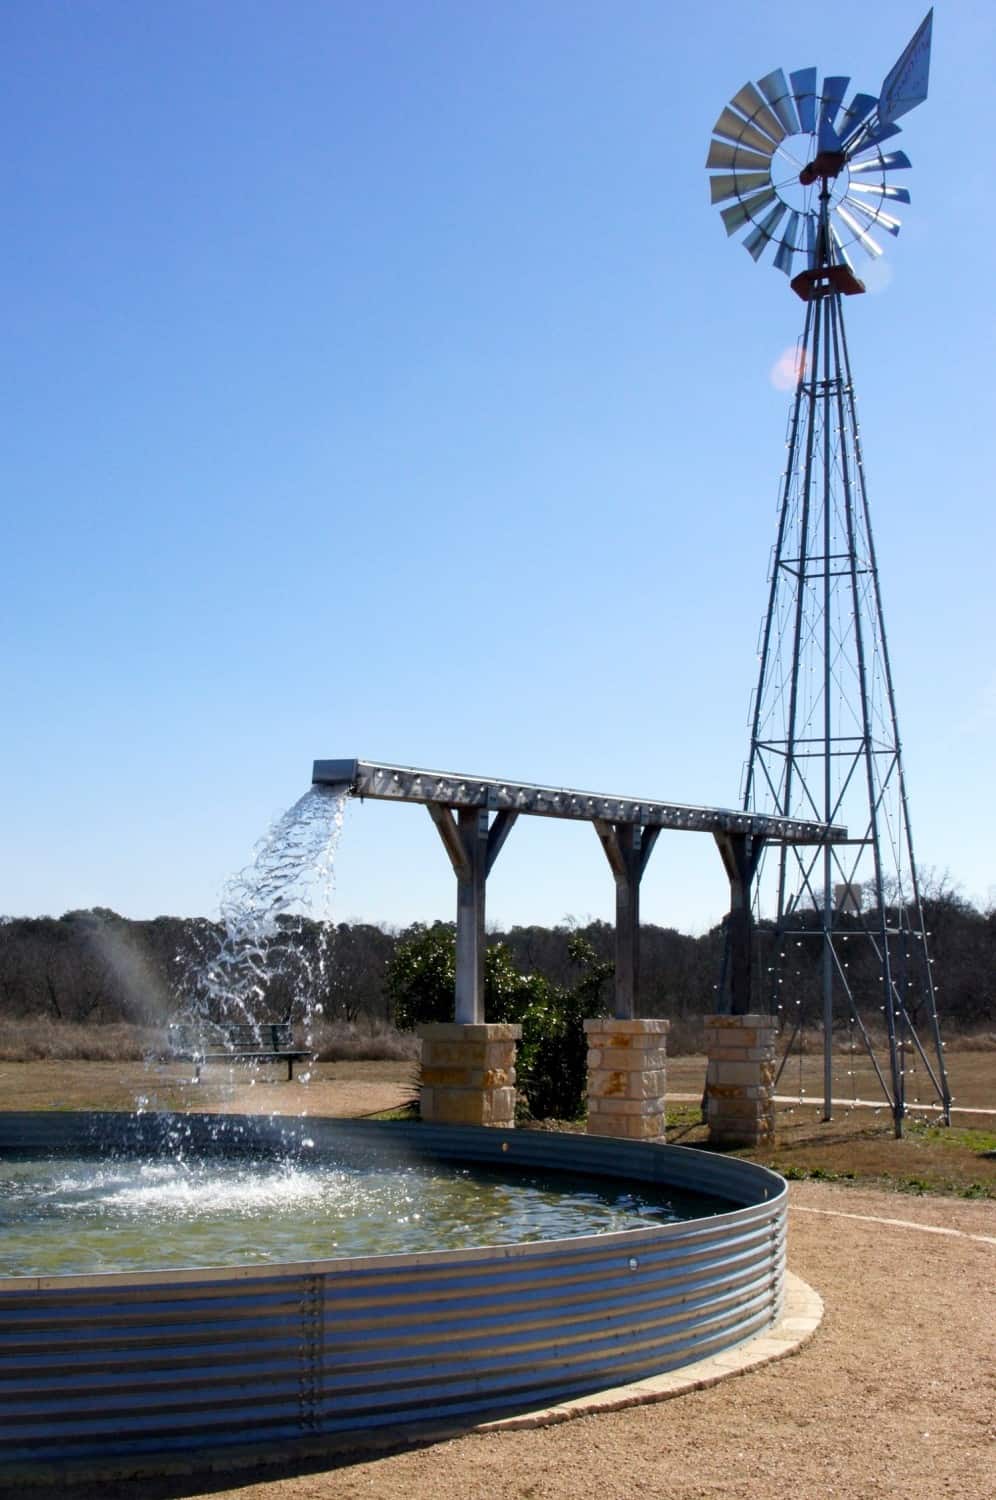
left=0, top=1112, right=787, bottom=1471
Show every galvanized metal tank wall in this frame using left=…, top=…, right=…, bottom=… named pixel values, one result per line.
left=0, top=1113, right=786, bottom=1468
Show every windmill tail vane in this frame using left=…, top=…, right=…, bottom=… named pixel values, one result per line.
left=706, top=9, right=932, bottom=296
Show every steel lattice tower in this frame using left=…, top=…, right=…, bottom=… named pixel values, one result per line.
left=706, top=15, right=950, bottom=1134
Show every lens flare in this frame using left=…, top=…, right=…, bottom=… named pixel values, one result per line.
left=770, top=345, right=808, bottom=391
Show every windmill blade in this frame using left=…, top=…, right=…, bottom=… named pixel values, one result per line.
left=730, top=82, right=786, bottom=143
left=789, top=67, right=818, bottom=131
left=806, top=214, right=818, bottom=261
left=843, top=195, right=902, bottom=236
left=848, top=180, right=911, bottom=205
left=710, top=171, right=772, bottom=206
left=758, top=69, right=801, bottom=134
left=844, top=120, right=902, bottom=157
left=773, top=239, right=795, bottom=277
left=773, top=211, right=801, bottom=276
left=783, top=209, right=804, bottom=251
left=720, top=186, right=777, bottom=235
left=817, top=76, right=850, bottom=152
left=712, top=107, right=778, bottom=158
left=878, top=8, right=933, bottom=126
left=836, top=204, right=884, bottom=256
left=706, top=139, right=775, bottom=171
left=829, top=222, right=857, bottom=273
left=838, top=92, right=878, bottom=146
left=849, top=149, right=912, bottom=175
left=744, top=201, right=788, bottom=261
left=820, top=77, right=850, bottom=123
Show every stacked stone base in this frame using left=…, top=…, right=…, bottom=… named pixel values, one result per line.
left=584, top=1018, right=669, bottom=1141
left=417, top=1023, right=520, bottom=1128
left=705, top=1013, right=776, bottom=1147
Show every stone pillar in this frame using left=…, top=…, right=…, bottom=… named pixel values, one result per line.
left=704, top=1013, right=777, bottom=1147
left=417, top=1023, right=520, bottom=1127
left=584, top=1018, right=669, bottom=1141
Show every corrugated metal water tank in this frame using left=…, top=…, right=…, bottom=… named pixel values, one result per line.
left=0, top=1112, right=786, bottom=1470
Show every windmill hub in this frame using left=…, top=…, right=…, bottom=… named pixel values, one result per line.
left=799, top=148, right=846, bottom=185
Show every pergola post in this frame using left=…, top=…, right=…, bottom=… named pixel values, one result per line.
left=454, top=807, right=488, bottom=1026
left=706, top=831, right=776, bottom=1147
left=713, top=831, right=764, bottom=1016
left=587, top=821, right=668, bottom=1140
left=593, top=820, right=660, bottom=1018
left=419, top=804, right=521, bottom=1128
left=425, top=803, right=519, bottom=1024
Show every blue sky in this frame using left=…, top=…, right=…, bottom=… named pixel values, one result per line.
left=3, top=1, right=994, bottom=933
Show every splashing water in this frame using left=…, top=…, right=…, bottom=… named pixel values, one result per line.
left=179, top=783, right=349, bottom=1046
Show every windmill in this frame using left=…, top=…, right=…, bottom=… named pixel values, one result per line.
left=706, top=11, right=950, bottom=1135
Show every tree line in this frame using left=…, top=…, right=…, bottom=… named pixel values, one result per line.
left=0, top=882, right=991, bottom=1034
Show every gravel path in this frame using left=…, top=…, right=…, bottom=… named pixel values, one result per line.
left=8, top=1181, right=992, bottom=1500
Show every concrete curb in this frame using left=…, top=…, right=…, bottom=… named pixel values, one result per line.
left=473, top=1269, right=824, bottom=1431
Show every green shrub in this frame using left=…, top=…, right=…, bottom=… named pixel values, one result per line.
left=386, top=923, right=457, bottom=1031
left=385, top=924, right=611, bottom=1120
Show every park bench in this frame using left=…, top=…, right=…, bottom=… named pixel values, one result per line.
left=166, top=1021, right=311, bottom=1081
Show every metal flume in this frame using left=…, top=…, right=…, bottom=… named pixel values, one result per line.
left=312, top=759, right=844, bottom=843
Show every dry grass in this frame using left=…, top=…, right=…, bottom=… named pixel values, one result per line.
left=651, top=1017, right=702, bottom=1055
left=946, top=1029, right=996, bottom=1051
left=308, top=1020, right=418, bottom=1063
left=660, top=1018, right=996, bottom=1057
left=1, top=1015, right=989, bottom=1065
left=0, top=1018, right=419, bottom=1065
left=775, top=1023, right=996, bottom=1055
left=0, top=1018, right=157, bottom=1062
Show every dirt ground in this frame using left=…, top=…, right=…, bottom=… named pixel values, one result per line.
left=1, top=1047, right=991, bottom=1114
left=3, top=1051, right=991, bottom=1196
left=0, top=1057, right=418, bottom=1118
left=2, top=1059, right=994, bottom=1498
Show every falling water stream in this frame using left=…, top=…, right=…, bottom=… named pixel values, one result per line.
left=185, top=781, right=350, bottom=1048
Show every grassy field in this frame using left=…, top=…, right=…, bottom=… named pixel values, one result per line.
left=639, top=1051, right=994, bottom=1198
left=663, top=1102, right=996, bottom=1199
